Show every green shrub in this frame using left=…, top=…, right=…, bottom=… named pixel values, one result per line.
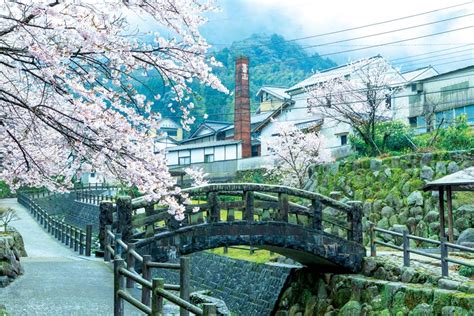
left=350, top=121, right=415, bottom=157
left=458, top=266, right=474, bottom=277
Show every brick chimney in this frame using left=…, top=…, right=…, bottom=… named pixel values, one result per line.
left=234, top=56, right=251, bottom=158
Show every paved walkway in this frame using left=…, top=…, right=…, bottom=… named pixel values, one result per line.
left=0, top=198, right=118, bottom=316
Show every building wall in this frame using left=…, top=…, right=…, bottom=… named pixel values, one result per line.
left=166, top=143, right=241, bottom=167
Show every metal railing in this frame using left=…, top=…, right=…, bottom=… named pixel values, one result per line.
left=369, top=222, right=474, bottom=277
left=104, top=227, right=214, bottom=316
left=17, top=193, right=93, bottom=256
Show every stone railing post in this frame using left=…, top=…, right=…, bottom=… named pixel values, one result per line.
left=347, top=201, right=363, bottom=244
left=311, top=199, right=322, bottom=231
left=116, top=196, right=132, bottom=242
left=99, top=201, right=114, bottom=251
left=207, top=192, right=220, bottom=223
left=278, top=193, right=289, bottom=222
left=244, top=191, right=254, bottom=222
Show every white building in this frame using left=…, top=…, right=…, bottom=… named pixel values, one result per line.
left=392, top=65, right=474, bottom=134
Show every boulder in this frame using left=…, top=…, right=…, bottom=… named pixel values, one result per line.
left=420, top=166, right=434, bottom=181
left=447, top=161, right=459, bottom=174
left=370, top=159, right=382, bottom=171
left=457, top=228, right=474, bottom=245
left=424, top=210, right=439, bottom=223
left=435, top=162, right=447, bottom=175
left=338, top=301, right=361, bottom=316
left=190, top=291, right=231, bottom=316
left=409, top=303, right=434, bottom=316
left=381, top=206, right=394, bottom=218
left=421, top=153, right=433, bottom=166
left=407, top=191, right=424, bottom=206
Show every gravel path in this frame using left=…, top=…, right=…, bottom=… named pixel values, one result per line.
left=0, top=198, right=123, bottom=316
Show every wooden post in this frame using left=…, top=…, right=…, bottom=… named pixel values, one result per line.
left=145, top=204, right=155, bottom=237
left=227, top=209, right=235, bottom=222
left=99, top=201, right=114, bottom=251
left=61, top=223, right=66, bottom=244
left=104, top=224, right=112, bottom=262
left=278, top=193, right=289, bottom=222
left=79, top=231, right=84, bottom=255
left=369, top=222, right=376, bottom=257
left=311, top=199, right=322, bottom=230
left=180, top=257, right=190, bottom=316
left=203, top=303, right=217, bottom=316
left=244, top=191, right=254, bottom=222
left=126, top=243, right=136, bottom=288
left=151, top=278, right=164, bottom=316
left=74, top=228, right=79, bottom=252
left=446, top=186, right=454, bottom=243
left=85, top=224, right=93, bottom=256
left=440, top=237, right=449, bottom=277
left=438, top=187, right=446, bottom=239
left=207, top=192, right=220, bottom=223
left=114, top=232, right=122, bottom=259
left=403, top=230, right=410, bottom=267
left=116, top=196, right=133, bottom=242
left=114, top=259, right=125, bottom=316
left=142, top=255, right=152, bottom=306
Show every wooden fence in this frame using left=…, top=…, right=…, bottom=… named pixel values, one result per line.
left=104, top=226, right=216, bottom=316
left=17, top=193, right=93, bottom=256
left=369, top=222, right=474, bottom=277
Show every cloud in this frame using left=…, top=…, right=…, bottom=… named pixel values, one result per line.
left=206, top=0, right=473, bottom=72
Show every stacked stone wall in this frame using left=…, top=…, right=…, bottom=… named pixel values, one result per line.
left=151, top=252, right=294, bottom=316
left=305, top=150, right=474, bottom=246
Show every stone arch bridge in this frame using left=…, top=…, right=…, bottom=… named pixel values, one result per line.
left=98, top=183, right=366, bottom=272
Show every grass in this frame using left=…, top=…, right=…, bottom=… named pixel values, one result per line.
left=208, top=246, right=280, bottom=264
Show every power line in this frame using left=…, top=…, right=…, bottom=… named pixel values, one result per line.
left=390, top=44, right=473, bottom=62
left=393, top=51, right=473, bottom=66
left=210, top=1, right=472, bottom=48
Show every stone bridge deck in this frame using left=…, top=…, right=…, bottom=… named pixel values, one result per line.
left=0, top=198, right=116, bottom=316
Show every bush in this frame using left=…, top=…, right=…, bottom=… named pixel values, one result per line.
left=350, top=121, right=415, bottom=156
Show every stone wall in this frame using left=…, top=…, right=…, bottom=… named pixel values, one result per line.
left=34, top=194, right=100, bottom=232
left=0, top=229, right=26, bottom=287
left=305, top=150, right=474, bottom=246
left=151, top=252, right=294, bottom=316
left=275, top=257, right=474, bottom=315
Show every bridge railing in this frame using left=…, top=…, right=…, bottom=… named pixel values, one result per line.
left=74, top=183, right=121, bottom=205
left=127, top=183, right=363, bottom=245
left=104, top=227, right=214, bottom=316
left=368, top=222, right=474, bottom=277
left=17, top=193, right=93, bottom=256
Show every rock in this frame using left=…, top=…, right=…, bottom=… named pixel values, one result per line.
left=370, top=159, right=382, bottom=171
left=420, top=166, right=434, bottom=181
left=409, top=206, right=423, bottom=217
left=373, top=267, right=388, bottom=280
left=362, top=258, right=377, bottom=276
left=420, top=153, right=432, bottom=166
left=457, top=228, right=474, bottom=245
left=409, top=303, right=434, bottom=316
left=438, top=278, right=461, bottom=291
left=288, top=304, right=303, bottom=316
left=415, top=220, right=429, bottom=238
left=381, top=206, right=394, bottom=218
left=333, top=287, right=351, bottom=308
left=391, top=157, right=401, bottom=168
left=373, top=200, right=383, bottom=213
left=400, top=268, right=416, bottom=283
left=304, top=296, right=318, bottom=316
left=435, top=162, right=447, bottom=175
left=447, top=161, right=459, bottom=174
left=407, top=191, right=424, bottom=206
left=402, top=182, right=411, bottom=196
left=389, top=215, right=399, bottom=226
left=424, top=210, right=439, bottom=223
left=377, top=218, right=389, bottom=230
left=338, top=301, right=361, bottom=316
left=441, top=306, right=470, bottom=316
left=433, top=289, right=453, bottom=315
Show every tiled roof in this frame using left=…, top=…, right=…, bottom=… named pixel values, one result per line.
left=256, top=86, right=290, bottom=100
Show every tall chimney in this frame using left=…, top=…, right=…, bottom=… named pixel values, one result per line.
left=234, top=56, right=251, bottom=158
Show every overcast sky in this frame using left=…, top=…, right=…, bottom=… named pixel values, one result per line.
left=200, top=0, right=473, bottom=73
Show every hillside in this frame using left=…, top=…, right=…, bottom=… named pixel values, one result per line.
left=147, top=34, right=337, bottom=128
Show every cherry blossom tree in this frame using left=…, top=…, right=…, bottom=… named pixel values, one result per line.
left=263, top=122, right=331, bottom=189
left=183, top=166, right=209, bottom=186
left=307, top=57, right=403, bottom=156
left=0, top=1, right=227, bottom=218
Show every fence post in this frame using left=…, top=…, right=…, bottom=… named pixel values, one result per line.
left=74, top=228, right=79, bottom=252
left=207, top=192, right=221, bottom=223
left=99, top=201, right=114, bottom=251
left=116, top=196, right=133, bottom=242
left=151, top=278, right=164, bottom=316
left=114, top=259, right=125, bottom=316
left=311, top=199, right=322, bottom=231
left=369, top=222, right=376, bottom=257
left=203, top=303, right=217, bottom=316
left=440, top=237, right=449, bottom=277
left=104, top=225, right=112, bottom=262
left=278, top=193, right=289, bottom=222
left=347, top=201, right=363, bottom=244
left=403, top=230, right=410, bottom=267
left=114, top=233, right=122, bottom=259
left=62, top=223, right=66, bottom=244
left=244, top=191, right=254, bottom=222
left=126, top=243, right=136, bottom=288
left=85, top=224, right=93, bottom=257
left=142, top=255, right=152, bottom=305
left=180, top=257, right=190, bottom=316
left=79, top=232, right=85, bottom=255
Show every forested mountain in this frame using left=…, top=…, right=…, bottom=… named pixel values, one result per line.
left=148, top=34, right=337, bottom=128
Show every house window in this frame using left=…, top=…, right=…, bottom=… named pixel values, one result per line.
left=411, top=84, right=417, bottom=92
left=179, top=157, right=191, bottom=165
left=466, top=105, right=474, bottom=123
left=251, top=145, right=261, bottom=157
left=409, top=117, right=417, bottom=128
left=204, top=154, right=214, bottom=163
left=90, top=172, right=96, bottom=178
left=340, top=134, right=348, bottom=146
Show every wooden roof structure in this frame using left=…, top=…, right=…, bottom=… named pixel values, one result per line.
left=423, top=166, right=474, bottom=242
